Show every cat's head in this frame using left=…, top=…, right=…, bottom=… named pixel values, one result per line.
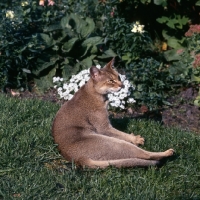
left=90, top=58, right=124, bottom=94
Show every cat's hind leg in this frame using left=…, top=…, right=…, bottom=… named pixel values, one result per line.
left=77, top=157, right=160, bottom=169
left=65, top=134, right=174, bottom=168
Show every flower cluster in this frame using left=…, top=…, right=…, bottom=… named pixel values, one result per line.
left=185, top=25, right=200, bottom=37
left=53, top=65, right=136, bottom=109
left=107, top=76, right=135, bottom=109
left=39, top=0, right=55, bottom=6
left=193, top=54, right=200, bottom=68
left=6, top=10, right=14, bottom=19
left=53, top=68, right=90, bottom=101
left=131, top=22, right=145, bottom=33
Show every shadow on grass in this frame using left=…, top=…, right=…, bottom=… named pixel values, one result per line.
left=110, top=110, right=163, bottom=132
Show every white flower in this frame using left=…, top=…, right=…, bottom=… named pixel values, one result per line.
left=120, top=104, right=125, bottom=109
left=131, top=22, right=145, bottom=33
left=119, top=74, right=126, bottom=81
left=6, top=10, right=14, bottom=19
left=68, top=94, right=73, bottom=100
left=57, top=87, right=62, bottom=92
left=53, top=77, right=60, bottom=83
left=131, top=27, right=137, bottom=33
left=79, top=80, right=85, bottom=87
left=63, top=83, right=68, bottom=90
left=96, top=64, right=101, bottom=69
left=21, top=1, right=28, bottom=6
left=127, top=98, right=136, bottom=103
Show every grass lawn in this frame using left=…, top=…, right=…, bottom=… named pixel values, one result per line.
left=0, top=94, right=200, bottom=200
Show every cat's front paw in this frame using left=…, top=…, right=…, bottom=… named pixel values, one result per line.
left=130, top=134, right=145, bottom=145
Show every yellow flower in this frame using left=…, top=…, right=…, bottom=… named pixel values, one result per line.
left=6, top=10, right=14, bottom=19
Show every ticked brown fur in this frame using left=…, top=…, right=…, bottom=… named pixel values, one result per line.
left=52, top=58, right=174, bottom=168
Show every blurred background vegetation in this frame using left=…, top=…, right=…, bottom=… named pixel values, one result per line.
left=0, top=0, right=200, bottom=109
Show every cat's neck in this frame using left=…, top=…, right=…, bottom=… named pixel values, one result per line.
left=85, top=79, right=108, bottom=104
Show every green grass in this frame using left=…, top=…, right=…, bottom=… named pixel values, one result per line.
left=1, top=94, right=200, bottom=200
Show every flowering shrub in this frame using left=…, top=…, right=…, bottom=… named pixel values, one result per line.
left=163, top=24, right=200, bottom=107
left=53, top=65, right=135, bottom=109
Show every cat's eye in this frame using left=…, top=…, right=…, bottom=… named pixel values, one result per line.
left=108, top=80, right=113, bottom=83
left=108, top=79, right=116, bottom=84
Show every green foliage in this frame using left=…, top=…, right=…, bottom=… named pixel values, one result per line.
left=1, top=95, right=200, bottom=199
left=127, top=58, right=176, bottom=110
left=163, top=27, right=200, bottom=105
left=156, top=15, right=188, bottom=30
left=1, top=0, right=200, bottom=109
left=33, top=12, right=115, bottom=92
left=0, top=0, right=114, bottom=92
left=116, top=0, right=199, bottom=50
left=0, top=1, right=66, bottom=91
left=103, top=17, right=153, bottom=63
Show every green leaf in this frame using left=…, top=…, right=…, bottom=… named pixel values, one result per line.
left=167, top=38, right=183, bottom=49
left=156, top=16, right=168, bottom=24
left=35, top=68, right=56, bottom=93
left=191, top=74, right=200, bottom=83
left=166, top=20, right=175, bottom=29
left=60, top=15, right=71, bottom=29
left=62, top=38, right=79, bottom=52
left=196, top=1, right=200, bottom=6
left=80, top=17, right=95, bottom=38
left=154, top=0, right=167, bottom=6
left=98, top=49, right=117, bottom=59
left=62, top=60, right=80, bottom=79
left=39, top=33, right=53, bottom=46
left=90, top=46, right=98, bottom=54
left=44, top=24, right=62, bottom=32
left=35, top=57, right=59, bottom=77
left=164, top=49, right=184, bottom=62
left=80, top=55, right=96, bottom=68
left=180, top=16, right=189, bottom=25
left=80, top=44, right=92, bottom=58
left=162, top=30, right=170, bottom=40
left=82, top=36, right=103, bottom=47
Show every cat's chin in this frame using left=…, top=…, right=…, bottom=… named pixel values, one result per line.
left=108, top=88, right=122, bottom=93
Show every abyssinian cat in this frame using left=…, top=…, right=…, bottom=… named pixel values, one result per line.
left=52, top=58, right=174, bottom=168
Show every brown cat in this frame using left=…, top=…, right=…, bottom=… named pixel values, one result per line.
left=52, top=58, right=174, bottom=168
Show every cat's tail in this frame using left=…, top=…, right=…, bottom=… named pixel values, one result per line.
left=76, top=158, right=160, bottom=169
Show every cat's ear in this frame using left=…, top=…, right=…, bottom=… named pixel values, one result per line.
left=90, top=66, right=101, bottom=80
left=104, top=57, right=115, bottom=70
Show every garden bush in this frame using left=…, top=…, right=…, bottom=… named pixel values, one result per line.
left=0, top=0, right=115, bottom=93
left=0, top=0, right=200, bottom=109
